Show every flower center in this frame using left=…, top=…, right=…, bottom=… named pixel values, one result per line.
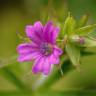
left=40, top=43, right=53, bottom=56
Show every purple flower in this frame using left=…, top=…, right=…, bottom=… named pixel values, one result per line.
left=17, top=21, right=62, bottom=75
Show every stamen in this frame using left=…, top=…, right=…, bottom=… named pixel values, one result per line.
left=40, top=43, right=53, bottom=55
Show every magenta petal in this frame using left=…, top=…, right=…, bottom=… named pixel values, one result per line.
left=32, top=57, right=44, bottom=74
left=34, top=21, right=43, bottom=40
left=44, top=21, right=53, bottom=33
left=49, top=54, right=60, bottom=64
left=54, top=46, right=63, bottom=56
left=48, top=46, right=62, bottom=64
left=43, top=58, right=51, bottom=75
left=17, top=54, right=32, bottom=62
left=25, top=25, right=33, bottom=38
left=17, top=52, right=40, bottom=62
left=25, top=25, right=42, bottom=44
left=50, top=27, right=60, bottom=44
left=34, top=21, right=43, bottom=33
left=43, top=21, right=53, bottom=42
left=43, top=21, right=60, bottom=44
left=17, top=43, right=39, bottom=54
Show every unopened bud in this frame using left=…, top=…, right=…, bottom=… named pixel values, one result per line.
left=78, top=37, right=85, bottom=45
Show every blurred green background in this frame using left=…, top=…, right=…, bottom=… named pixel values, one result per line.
left=0, top=0, right=96, bottom=95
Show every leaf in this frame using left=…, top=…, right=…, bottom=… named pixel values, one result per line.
left=82, top=37, right=96, bottom=47
left=78, top=14, right=89, bottom=27
left=66, top=43, right=80, bottom=66
left=63, top=12, right=76, bottom=35
left=75, top=24, right=96, bottom=36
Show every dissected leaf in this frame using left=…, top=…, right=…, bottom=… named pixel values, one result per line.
left=75, top=24, right=96, bottom=36
left=66, top=43, right=80, bottom=66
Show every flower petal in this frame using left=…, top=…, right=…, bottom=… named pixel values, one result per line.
left=43, top=21, right=60, bottom=44
left=48, top=46, right=62, bottom=65
left=50, top=27, right=60, bottom=44
left=42, top=58, right=51, bottom=75
left=49, top=54, right=60, bottom=65
left=17, top=52, right=40, bottom=62
left=32, top=56, right=44, bottom=74
left=25, top=22, right=43, bottom=44
left=34, top=21, right=43, bottom=37
left=43, top=21, right=53, bottom=42
left=17, top=43, right=39, bottom=54
left=53, top=46, right=63, bottom=56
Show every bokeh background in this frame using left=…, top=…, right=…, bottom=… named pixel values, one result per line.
left=0, top=0, right=96, bottom=95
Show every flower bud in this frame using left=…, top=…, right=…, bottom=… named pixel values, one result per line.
left=71, top=35, right=85, bottom=45
left=78, top=37, right=85, bottom=45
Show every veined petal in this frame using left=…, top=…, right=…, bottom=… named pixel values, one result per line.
left=32, top=56, right=44, bottom=74
left=43, top=58, right=51, bottom=75
left=17, top=52, right=40, bottom=62
left=34, top=21, right=43, bottom=34
left=43, top=21, right=53, bottom=42
left=43, top=21, right=60, bottom=44
left=53, top=46, right=63, bottom=56
left=25, top=24, right=42, bottom=44
left=49, top=54, right=60, bottom=64
left=17, top=43, right=39, bottom=54
left=48, top=46, right=62, bottom=64
left=50, top=27, right=60, bottom=44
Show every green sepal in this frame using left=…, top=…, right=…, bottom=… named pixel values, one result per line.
left=78, top=14, right=89, bottom=27
left=75, top=24, right=96, bottom=36
left=65, top=42, right=80, bottom=66
left=82, top=37, right=96, bottom=47
left=63, top=13, right=76, bottom=35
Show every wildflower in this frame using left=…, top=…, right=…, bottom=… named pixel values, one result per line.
left=17, top=21, right=62, bottom=75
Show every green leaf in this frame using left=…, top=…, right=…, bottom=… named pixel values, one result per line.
left=66, top=43, right=80, bottom=66
left=82, top=37, right=96, bottom=47
left=63, top=13, right=76, bottom=35
left=75, top=24, right=96, bottom=36
left=78, top=14, right=89, bottom=27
